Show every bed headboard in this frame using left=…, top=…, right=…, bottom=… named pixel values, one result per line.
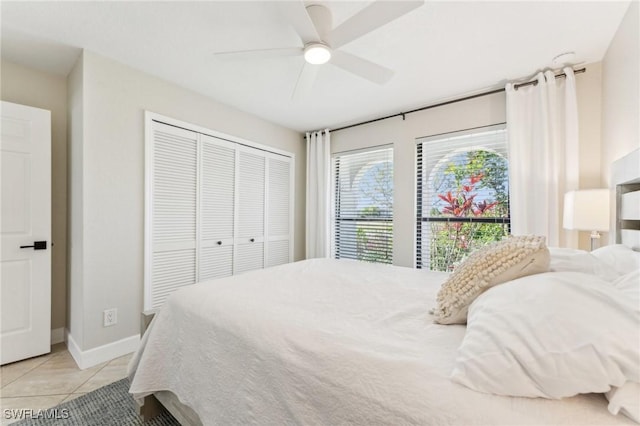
left=612, top=148, right=640, bottom=250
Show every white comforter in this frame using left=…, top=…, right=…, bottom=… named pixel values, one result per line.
left=128, top=259, right=633, bottom=425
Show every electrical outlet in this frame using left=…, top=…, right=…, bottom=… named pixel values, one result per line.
left=103, top=308, right=117, bottom=327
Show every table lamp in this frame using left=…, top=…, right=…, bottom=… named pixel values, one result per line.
left=563, top=189, right=610, bottom=251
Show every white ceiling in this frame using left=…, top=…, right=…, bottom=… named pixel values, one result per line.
left=1, top=1, right=630, bottom=132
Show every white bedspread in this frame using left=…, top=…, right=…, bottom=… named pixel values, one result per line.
left=128, top=259, right=633, bottom=425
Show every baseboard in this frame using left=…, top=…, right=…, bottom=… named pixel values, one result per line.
left=51, top=328, right=65, bottom=345
left=66, top=330, right=140, bottom=370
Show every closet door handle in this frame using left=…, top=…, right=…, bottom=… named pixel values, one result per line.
left=250, top=238, right=255, bottom=243
left=20, top=241, right=47, bottom=250
left=216, top=241, right=222, bottom=245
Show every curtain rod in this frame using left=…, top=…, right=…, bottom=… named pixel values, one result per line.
left=317, top=67, right=586, bottom=135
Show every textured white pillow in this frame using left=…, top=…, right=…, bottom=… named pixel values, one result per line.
left=549, top=247, right=621, bottom=281
left=606, top=381, right=640, bottom=423
left=592, top=244, right=640, bottom=276
left=451, top=272, right=640, bottom=399
left=433, top=235, right=549, bottom=324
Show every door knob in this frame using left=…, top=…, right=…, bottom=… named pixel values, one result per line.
left=20, top=241, right=47, bottom=250
left=250, top=238, right=255, bottom=243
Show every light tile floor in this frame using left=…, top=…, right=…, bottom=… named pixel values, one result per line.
left=0, top=343, right=133, bottom=425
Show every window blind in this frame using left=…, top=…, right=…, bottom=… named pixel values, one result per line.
left=333, top=146, right=393, bottom=264
left=416, top=125, right=509, bottom=270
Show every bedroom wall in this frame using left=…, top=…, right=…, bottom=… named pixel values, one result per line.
left=575, top=62, right=605, bottom=249
left=576, top=62, right=603, bottom=190
left=331, top=62, right=604, bottom=265
left=67, top=50, right=305, bottom=354
left=1, top=60, right=68, bottom=336
left=67, top=55, right=85, bottom=347
left=601, top=1, right=639, bottom=190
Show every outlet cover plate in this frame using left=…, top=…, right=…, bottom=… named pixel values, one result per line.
left=103, top=308, right=117, bottom=327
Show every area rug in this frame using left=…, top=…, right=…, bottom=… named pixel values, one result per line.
left=13, top=378, right=179, bottom=425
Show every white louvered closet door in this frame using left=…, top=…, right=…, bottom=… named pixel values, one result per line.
left=234, top=147, right=266, bottom=274
left=145, top=114, right=295, bottom=310
left=199, top=135, right=236, bottom=281
left=266, top=156, right=293, bottom=267
left=149, top=122, right=197, bottom=310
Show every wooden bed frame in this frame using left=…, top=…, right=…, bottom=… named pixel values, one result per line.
left=138, top=148, right=640, bottom=425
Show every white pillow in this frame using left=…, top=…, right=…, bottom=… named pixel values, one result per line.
left=548, top=247, right=621, bottom=281
left=606, top=381, right=640, bottom=423
left=612, top=269, right=640, bottom=292
left=451, top=271, right=640, bottom=399
left=592, top=244, right=640, bottom=276
left=612, top=270, right=640, bottom=310
left=433, top=235, right=549, bottom=325
left=607, top=271, right=640, bottom=424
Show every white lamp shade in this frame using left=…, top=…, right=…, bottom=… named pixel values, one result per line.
left=563, top=189, right=610, bottom=231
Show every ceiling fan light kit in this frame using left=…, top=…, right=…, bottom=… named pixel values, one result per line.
left=214, top=1, right=425, bottom=98
left=304, top=43, right=331, bottom=65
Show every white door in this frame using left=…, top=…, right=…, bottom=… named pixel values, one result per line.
left=266, top=155, right=293, bottom=267
left=1, top=101, right=51, bottom=365
left=234, top=148, right=266, bottom=274
left=146, top=121, right=197, bottom=311
left=199, top=135, right=236, bottom=281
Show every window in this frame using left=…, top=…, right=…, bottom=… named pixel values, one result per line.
left=416, top=125, right=509, bottom=271
left=333, top=146, right=393, bottom=264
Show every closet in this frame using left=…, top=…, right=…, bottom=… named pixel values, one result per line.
left=145, top=118, right=294, bottom=310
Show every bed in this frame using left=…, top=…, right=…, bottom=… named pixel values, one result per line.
left=128, top=149, right=640, bottom=425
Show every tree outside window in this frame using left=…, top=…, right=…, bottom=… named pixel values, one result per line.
left=416, top=126, right=509, bottom=271
left=427, top=149, right=509, bottom=271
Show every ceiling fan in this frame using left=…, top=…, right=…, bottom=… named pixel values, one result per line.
left=214, top=1, right=424, bottom=99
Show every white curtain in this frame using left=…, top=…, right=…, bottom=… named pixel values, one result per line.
left=306, top=129, right=331, bottom=258
left=506, top=67, right=579, bottom=248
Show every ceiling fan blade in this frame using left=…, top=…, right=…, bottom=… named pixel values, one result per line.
left=292, top=62, right=320, bottom=100
left=214, top=47, right=302, bottom=60
left=330, top=51, right=394, bottom=85
left=277, top=1, right=320, bottom=44
left=328, top=0, right=424, bottom=49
